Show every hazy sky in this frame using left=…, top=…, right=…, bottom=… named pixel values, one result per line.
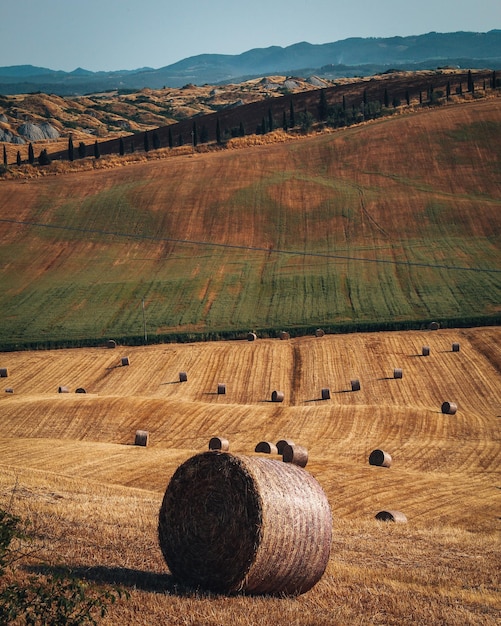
left=2, top=0, right=500, bottom=72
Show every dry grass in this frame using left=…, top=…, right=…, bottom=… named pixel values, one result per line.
left=0, top=326, right=499, bottom=623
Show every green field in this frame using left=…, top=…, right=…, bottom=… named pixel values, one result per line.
left=0, top=99, right=500, bottom=348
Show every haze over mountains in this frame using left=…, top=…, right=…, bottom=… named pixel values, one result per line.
left=1, top=30, right=500, bottom=95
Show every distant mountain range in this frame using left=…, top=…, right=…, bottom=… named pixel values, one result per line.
left=1, top=30, right=500, bottom=95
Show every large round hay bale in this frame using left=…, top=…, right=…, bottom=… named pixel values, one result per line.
left=452, top=342, right=460, bottom=352
left=247, top=332, right=257, bottom=341
left=121, top=356, right=130, bottom=366
left=393, top=368, right=403, bottom=379
left=315, top=328, right=325, bottom=337
left=217, top=383, right=226, bottom=395
left=158, top=451, right=332, bottom=595
left=422, top=346, right=430, bottom=356
left=58, top=386, right=69, bottom=394
left=106, top=339, right=117, bottom=349
left=179, top=371, right=188, bottom=382
left=75, top=387, right=87, bottom=394
left=351, top=379, right=361, bottom=391
left=255, top=441, right=278, bottom=455
left=369, top=449, right=392, bottom=468
left=134, top=430, right=149, bottom=446
left=375, top=510, right=407, bottom=523
left=0, top=368, right=8, bottom=378
left=282, top=444, right=308, bottom=468
left=429, top=321, right=440, bottom=330
left=271, top=390, right=284, bottom=403
left=276, top=439, right=295, bottom=455
left=441, top=401, right=458, bottom=415
left=208, top=437, right=229, bottom=451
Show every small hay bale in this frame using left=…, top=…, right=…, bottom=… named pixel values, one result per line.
left=0, top=368, right=8, bottom=378
left=134, top=430, right=149, bottom=446
left=158, top=451, right=332, bottom=595
left=5, top=388, right=14, bottom=394
left=422, top=346, right=430, bottom=356
left=255, top=441, right=279, bottom=455
left=441, top=401, right=458, bottom=415
left=276, top=439, right=295, bottom=455
left=247, top=332, right=257, bottom=341
left=75, top=387, right=87, bottom=394
left=369, top=449, right=392, bottom=468
left=321, top=388, right=331, bottom=400
left=393, top=368, right=403, bottom=379
left=282, top=443, right=308, bottom=468
left=217, top=383, right=226, bottom=395
left=271, top=390, right=284, bottom=402
left=58, top=386, right=69, bottom=394
left=279, top=331, right=290, bottom=340
left=429, top=321, right=440, bottom=330
left=315, top=328, right=325, bottom=337
left=209, top=437, right=230, bottom=451
left=452, top=342, right=460, bottom=352
left=375, top=510, right=407, bottom=523
left=121, top=356, right=130, bottom=366
left=106, top=339, right=117, bottom=349
left=179, top=371, right=188, bottom=382
left=351, top=379, right=361, bottom=391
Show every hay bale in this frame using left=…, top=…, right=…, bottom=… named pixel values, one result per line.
left=75, top=387, right=87, bottom=394
left=276, top=439, right=295, bottom=455
left=351, top=379, right=361, bottom=391
left=255, top=441, right=279, bottom=455
left=375, top=510, right=407, bottom=523
left=321, top=388, right=331, bottom=400
left=134, top=430, right=149, bottom=446
left=179, top=371, right=188, bottom=382
left=422, top=346, right=430, bottom=356
left=429, top=321, right=440, bottom=330
left=369, top=449, right=392, bottom=468
left=0, top=368, right=8, bottom=378
left=217, top=383, right=226, bottom=395
left=106, top=339, right=117, bottom=349
left=247, top=332, right=257, bottom=341
left=209, top=437, right=230, bottom=451
left=315, top=328, right=325, bottom=337
left=441, top=401, right=458, bottom=415
left=5, top=388, right=14, bottom=394
left=452, top=342, right=460, bottom=352
left=158, top=451, right=332, bottom=595
left=271, top=390, right=284, bottom=402
left=393, top=368, right=403, bottom=379
left=279, top=331, right=290, bottom=340
left=58, top=386, right=69, bottom=394
left=121, top=356, right=130, bottom=366
left=282, top=444, right=308, bottom=468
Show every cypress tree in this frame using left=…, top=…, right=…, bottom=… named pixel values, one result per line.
left=38, top=148, right=51, bottom=165
left=318, top=89, right=328, bottom=121
left=192, top=122, right=197, bottom=147
left=268, top=108, right=274, bottom=132
left=467, top=70, right=474, bottom=93
left=16, top=151, right=21, bottom=166
left=94, top=140, right=100, bottom=159
left=68, top=135, right=74, bottom=161
left=446, top=81, right=451, bottom=100
left=3, top=145, right=7, bottom=167
left=289, top=99, right=295, bottom=128
left=405, top=90, right=410, bottom=106
left=492, top=70, right=497, bottom=89
left=119, top=137, right=125, bottom=156
left=383, top=88, right=389, bottom=108
left=28, top=142, right=34, bottom=165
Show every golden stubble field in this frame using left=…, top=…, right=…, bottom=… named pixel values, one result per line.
left=0, top=326, right=500, bottom=624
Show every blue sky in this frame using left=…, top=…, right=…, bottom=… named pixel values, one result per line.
left=1, top=0, right=500, bottom=72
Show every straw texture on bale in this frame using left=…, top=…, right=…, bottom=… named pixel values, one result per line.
left=0, top=368, right=8, bottom=377
left=422, top=346, right=430, bottom=356
left=271, top=390, right=284, bottom=402
left=452, top=342, right=460, bottom=352
left=375, top=510, right=408, bottom=523
left=121, top=356, right=130, bottom=366
left=106, top=339, right=116, bottom=349
left=247, top=332, right=257, bottom=341
left=315, top=328, right=325, bottom=337
left=393, top=368, right=403, bottom=379
left=282, top=444, right=308, bottom=467
left=209, top=437, right=230, bottom=451
left=75, top=387, right=86, bottom=394
left=179, top=371, right=188, bottom=382
left=217, top=383, right=226, bottom=395
left=255, top=441, right=278, bottom=455
left=441, top=401, right=458, bottom=415
left=134, top=430, right=149, bottom=446
left=429, top=321, right=440, bottom=330
left=276, top=439, right=295, bottom=455
left=279, top=331, right=290, bottom=340
left=58, top=386, right=69, bottom=394
left=369, top=449, right=392, bottom=468
left=351, top=379, right=361, bottom=391
left=158, top=451, right=332, bottom=595
left=321, top=388, right=331, bottom=400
